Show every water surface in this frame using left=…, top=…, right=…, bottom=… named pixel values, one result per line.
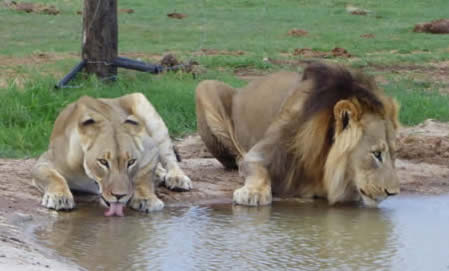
left=35, top=196, right=449, bottom=271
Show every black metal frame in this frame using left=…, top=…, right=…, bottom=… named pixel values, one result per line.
left=55, top=57, right=184, bottom=89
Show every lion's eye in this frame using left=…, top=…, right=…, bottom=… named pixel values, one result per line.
left=372, top=151, right=382, bottom=162
left=128, top=159, right=136, bottom=168
left=97, top=159, right=109, bottom=168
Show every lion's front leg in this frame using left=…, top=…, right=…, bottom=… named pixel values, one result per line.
left=32, top=160, right=75, bottom=211
left=129, top=163, right=164, bottom=213
left=233, top=161, right=272, bottom=206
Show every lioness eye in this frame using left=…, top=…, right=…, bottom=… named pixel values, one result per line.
left=128, top=159, right=136, bottom=167
left=373, top=151, right=382, bottom=162
left=97, top=159, right=109, bottom=168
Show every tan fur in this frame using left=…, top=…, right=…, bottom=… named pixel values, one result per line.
left=196, top=62, right=400, bottom=207
left=32, top=93, right=192, bottom=212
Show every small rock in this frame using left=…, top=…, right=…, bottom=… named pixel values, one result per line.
left=160, top=54, right=179, bottom=67
left=331, top=47, right=351, bottom=58
left=167, top=12, right=187, bottom=19
left=287, top=28, right=308, bottom=37
left=361, top=33, right=375, bottom=38
left=346, top=5, right=371, bottom=15
left=414, top=19, right=449, bottom=34
left=119, top=8, right=134, bottom=14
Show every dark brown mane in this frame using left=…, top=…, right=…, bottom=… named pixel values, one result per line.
left=272, top=62, right=389, bottom=195
left=300, top=62, right=384, bottom=122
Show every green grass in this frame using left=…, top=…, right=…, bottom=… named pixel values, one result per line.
left=384, top=80, right=449, bottom=125
left=2, top=0, right=449, bottom=60
left=0, top=71, right=244, bottom=157
left=1, top=0, right=449, bottom=157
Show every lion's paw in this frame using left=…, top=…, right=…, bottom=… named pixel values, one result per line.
left=41, top=191, right=75, bottom=211
left=233, top=185, right=272, bottom=206
left=129, top=196, right=164, bottom=213
left=164, top=168, right=193, bottom=191
left=154, top=163, right=168, bottom=185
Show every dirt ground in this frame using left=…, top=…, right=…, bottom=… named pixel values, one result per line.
left=0, top=119, right=449, bottom=269
left=414, top=18, right=449, bottom=34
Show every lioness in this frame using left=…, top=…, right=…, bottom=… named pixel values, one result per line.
left=196, top=62, right=400, bottom=207
left=32, top=93, right=192, bottom=216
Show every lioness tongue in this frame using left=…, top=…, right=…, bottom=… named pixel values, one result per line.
left=104, top=203, right=125, bottom=217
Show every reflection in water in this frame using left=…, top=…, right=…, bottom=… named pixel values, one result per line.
left=35, top=196, right=449, bottom=271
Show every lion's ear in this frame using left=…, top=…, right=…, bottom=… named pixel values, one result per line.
left=333, top=99, right=362, bottom=134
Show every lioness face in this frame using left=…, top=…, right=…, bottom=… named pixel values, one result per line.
left=85, top=130, right=141, bottom=205
left=79, top=116, right=145, bottom=212
left=349, top=114, right=400, bottom=207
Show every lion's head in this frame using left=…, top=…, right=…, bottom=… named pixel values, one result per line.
left=76, top=103, right=158, bottom=215
left=286, top=63, right=400, bottom=207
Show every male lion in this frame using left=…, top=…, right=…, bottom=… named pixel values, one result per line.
left=32, top=93, right=192, bottom=216
left=196, top=62, right=400, bottom=207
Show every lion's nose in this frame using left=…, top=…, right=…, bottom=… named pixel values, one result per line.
left=111, top=193, right=127, bottom=200
left=384, top=189, right=398, bottom=197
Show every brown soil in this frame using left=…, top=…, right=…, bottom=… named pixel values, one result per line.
left=119, top=8, right=134, bottom=14
left=0, top=52, right=78, bottom=67
left=233, top=67, right=268, bottom=81
left=292, top=47, right=351, bottom=58
left=0, top=52, right=78, bottom=89
left=194, top=49, right=245, bottom=56
left=3, top=1, right=59, bottom=15
left=361, top=33, right=375, bottom=39
left=346, top=6, right=371, bottom=16
left=167, top=12, right=187, bottom=19
left=331, top=47, right=352, bottom=57
left=160, top=54, right=180, bottom=67
left=76, top=9, right=134, bottom=15
left=414, top=19, right=449, bottom=34
left=398, top=119, right=449, bottom=165
left=287, top=29, right=308, bottom=37
left=350, top=10, right=368, bottom=15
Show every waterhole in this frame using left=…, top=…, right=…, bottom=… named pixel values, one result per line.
left=34, top=196, right=449, bottom=271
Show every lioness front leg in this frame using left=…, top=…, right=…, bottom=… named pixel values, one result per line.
left=233, top=162, right=272, bottom=206
left=129, top=164, right=164, bottom=213
left=120, top=93, right=192, bottom=191
left=32, top=160, right=75, bottom=210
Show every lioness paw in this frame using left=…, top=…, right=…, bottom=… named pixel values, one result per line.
left=129, top=197, right=164, bottom=213
left=233, top=186, right=272, bottom=206
left=164, top=169, right=193, bottom=191
left=41, top=191, right=75, bottom=211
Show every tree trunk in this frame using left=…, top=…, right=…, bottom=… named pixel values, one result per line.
left=82, top=0, right=118, bottom=79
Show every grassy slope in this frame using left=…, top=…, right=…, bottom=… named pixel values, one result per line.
left=0, top=0, right=449, bottom=157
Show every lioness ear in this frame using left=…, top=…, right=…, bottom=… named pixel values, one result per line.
left=124, top=115, right=139, bottom=126
left=80, top=114, right=95, bottom=126
left=333, top=99, right=362, bottom=134
left=77, top=103, right=99, bottom=128
left=123, top=115, right=144, bottom=135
